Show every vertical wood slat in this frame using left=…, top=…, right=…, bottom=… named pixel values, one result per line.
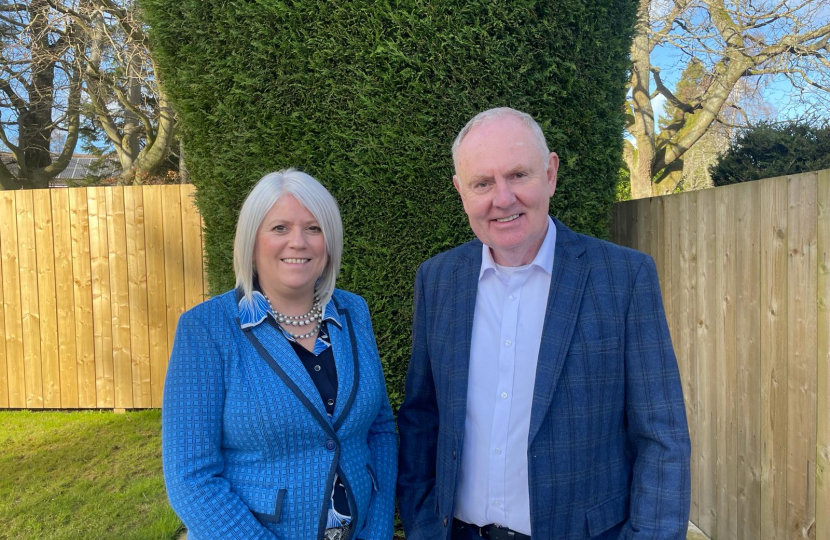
left=717, top=185, right=738, bottom=540
left=817, top=169, right=830, bottom=540
left=685, top=191, right=700, bottom=523
left=0, top=192, right=20, bottom=408
left=125, top=187, right=152, bottom=409
left=617, top=201, right=635, bottom=252
left=0, top=198, right=6, bottom=408
left=88, top=187, right=113, bottom=408
left=15, top=190, right=42, bottom=408
left=51, top=189, right=78, bottom=409
left=200, top=210, right=209, bottom=300
left=636, top=197, right=652, bottom=258
left=32, top=190, right=60, bottom=408
left=143, top=186, right=168, bottom=408
left=786, top=174, right=817, bottom=539
left=654, top=197, right=672, bottom=368
left=162, top=186, right=185, bottom=368
left=735, top=181, right=761, bottom=540
left=106, top=188, right=133, bottom=409
left=697, top=187, right=718, bottom=535
left=665, top=194, right=680, bottom=349
left=760, top=176, right=789, bottom=540
left=181, top=184, right=204, bottom=310
left=69, top=188, right=96, bottom=408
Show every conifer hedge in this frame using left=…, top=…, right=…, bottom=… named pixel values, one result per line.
left=142, top=0, right=637, bottom=408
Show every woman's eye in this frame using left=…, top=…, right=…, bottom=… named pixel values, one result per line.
left=308, top=226, right=322, bottom=233
left=272, top=225, right=287, bottom=232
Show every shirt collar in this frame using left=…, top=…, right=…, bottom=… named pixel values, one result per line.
left=479, top=215, right=557, bottom=281
left=236, top=287, right=342, bottom=331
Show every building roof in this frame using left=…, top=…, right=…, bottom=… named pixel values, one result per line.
left=0, top=153, right=119, bottom=183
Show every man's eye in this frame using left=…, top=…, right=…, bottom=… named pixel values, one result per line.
left=475, top=182, right=489, bottom=189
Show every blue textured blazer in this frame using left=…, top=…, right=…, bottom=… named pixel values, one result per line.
left=397, top=219, right=691, bottom=539
left=162, top=288, right=397, bottom=540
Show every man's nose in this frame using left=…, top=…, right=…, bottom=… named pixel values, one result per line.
left=492, top=179, right=516, bottom=207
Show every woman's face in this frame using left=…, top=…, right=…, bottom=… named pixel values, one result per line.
left=254, top=194, right=327, bottom=302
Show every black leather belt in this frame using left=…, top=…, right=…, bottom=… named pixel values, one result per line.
left=453, top=518, right=531, bottom=540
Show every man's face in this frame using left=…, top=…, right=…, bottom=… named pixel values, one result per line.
left=453, top=115, right=558, bottom=266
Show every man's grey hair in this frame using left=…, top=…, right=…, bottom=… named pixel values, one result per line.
left=451, top=107, right=551, bottom=173
left=233, top=168, right=343, bottom=306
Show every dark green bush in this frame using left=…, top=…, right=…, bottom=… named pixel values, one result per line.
left=141, top=0, right=637, bottom=408
left=711, top=120, right=830, bottom=186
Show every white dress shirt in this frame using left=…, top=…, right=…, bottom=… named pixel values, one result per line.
left=454, top=216, right=556, bottom=536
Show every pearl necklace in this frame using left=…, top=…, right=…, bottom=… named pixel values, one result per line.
left=265, top=294, right=323, bottom=340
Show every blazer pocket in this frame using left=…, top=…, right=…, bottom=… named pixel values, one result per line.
left=366, top=463, right=379, bottom=492
left=569, top=337, right=620, bottom=356
left=585, top=491, right=628, bottom=537
left=252, top=488, right=287, bottom=524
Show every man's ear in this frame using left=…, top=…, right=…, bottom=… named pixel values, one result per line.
left=547, top=152, right=559, bottom=196
left=452, top=174, right=469, bottom=213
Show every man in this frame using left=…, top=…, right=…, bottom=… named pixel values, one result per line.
left=397, top=108, right=691, bottom=540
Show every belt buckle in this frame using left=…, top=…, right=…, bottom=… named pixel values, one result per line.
left=487, top=525, right=515, bottom=540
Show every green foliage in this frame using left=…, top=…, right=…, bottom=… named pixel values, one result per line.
left=657, top=59, right=706, bottom=133
left=0, top=410, right=181, bottom=540
left=141, top=0, right=637, bottom=409
left=711, top=120, right=830, bottom=186
left=616, top=167, right=631, bottom=201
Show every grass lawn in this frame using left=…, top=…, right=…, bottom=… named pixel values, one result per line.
left=0, top=409, right=182, bottom=540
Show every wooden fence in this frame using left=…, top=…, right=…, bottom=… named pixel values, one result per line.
left=612, top=170, right=830, bottom=540
left=0, top=184, right=205, bottom=410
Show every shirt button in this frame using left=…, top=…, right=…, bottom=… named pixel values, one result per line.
left=314, top=364, right=321, bottom=372
left=505, top=340, right=512, bottom=347
left=509, top=294, right=515, bottom=300
left=327, top=398, right=335, bottom=406
left=325, top=439, right=336, bottom=451
left=501, top=392, right=508, bottom=399
left=494, top=447, right=501, bottom=455
left=493, top=500, right=501, bottom=507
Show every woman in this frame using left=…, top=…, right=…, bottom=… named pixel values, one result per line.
left=162, top=169, right=397, bottom=540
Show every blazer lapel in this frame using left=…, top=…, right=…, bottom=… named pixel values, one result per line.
left=451, top=243, right=482, bottom=436
left=528, top=220, right=588, bottom=445
left=248, top=321, right=331, bottom=424
left=328, top=302, right=358, bottom=431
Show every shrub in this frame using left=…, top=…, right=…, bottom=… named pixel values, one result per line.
left=711, top=120, right=830, bottom=186
left=141, top=0, right=637, bottom=408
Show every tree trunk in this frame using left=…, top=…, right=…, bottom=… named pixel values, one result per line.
left=628, top=0, right=655, bottom=199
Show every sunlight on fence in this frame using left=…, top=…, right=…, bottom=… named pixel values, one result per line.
left=612, top=169, right=830, bottom=540
left=0, top=184, right=205, bottom=410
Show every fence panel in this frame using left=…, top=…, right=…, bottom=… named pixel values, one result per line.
left=817, top=169, right=830, bottom=540
left=51, top=189, right=78, bottom=409
left=33, top=189, right=60, bottom=408
left=734, top=181, right=761, bottom=540
left=69, top=188, right=96, bottom=408
left=0, top=184, right=203, bottom=410
left=612, top=170, right=829, bottom=540
left=1, top=191, right=25, bottom=408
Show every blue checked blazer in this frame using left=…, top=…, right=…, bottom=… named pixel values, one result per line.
left=397, top=218, right=691, bottom=540
left=162, top=288, right=397, bottom=540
